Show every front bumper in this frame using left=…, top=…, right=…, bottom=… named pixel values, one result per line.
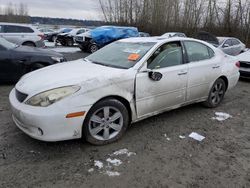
left=9, top=88, right=90, bottom=142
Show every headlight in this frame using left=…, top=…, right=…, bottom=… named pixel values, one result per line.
left=51, top=56, right=64, bottom=62
left=25, top=86, right=80, bottom=107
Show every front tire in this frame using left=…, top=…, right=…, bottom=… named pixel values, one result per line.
left=83, top=99, right=129, bottom=145
left=88, top=44, right=98, bottom=53
left=203, top=78, right=226, bottom=108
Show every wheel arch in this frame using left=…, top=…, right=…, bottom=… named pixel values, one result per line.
left=88, top=95, right=132, bottom=124
left=22, top=41, right=36, bottom=47
left=218, top=75, right=229, bottom=91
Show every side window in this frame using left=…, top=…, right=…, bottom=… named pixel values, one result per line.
left=3, top=25, right=34, bottom=33
left=148, top=42, right=183, bottom=69
left=208, top=47, right=215, bottom=58
left=0, top=45, right=4, bottom=51
left=184, top=41, right=211, bottom=62
left=0, top=26, right=2, bottom=33
left=223, top=39, right=232, bottom=47
left=76, top=29, right=84, bottom=35
left=232, top=39, right=240, bottom=45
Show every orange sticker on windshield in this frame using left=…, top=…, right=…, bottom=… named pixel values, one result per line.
left=128, top=53, right=140, bottom=61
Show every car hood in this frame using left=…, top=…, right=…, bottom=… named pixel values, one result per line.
left=15, top=59, right=126, bottom=95
left=15, top=46, right=63, bottom=57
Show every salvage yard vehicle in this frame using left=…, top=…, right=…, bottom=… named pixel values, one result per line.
left=217, top=37, right=246, bottom=56
left=56, top=28, right=89, bottom=46
left=0, top=22, right=45, bottom=47
left=0, top=37, right=65, bottom=83
left=162, top=32, right=187, bottom=38
left=236, top=49, right=250, bottom=78
left=45, top=28, right=72, bottom=42
left=9, top=37, right=239, bottom=145
left=75, top=26, right=139, bottom=53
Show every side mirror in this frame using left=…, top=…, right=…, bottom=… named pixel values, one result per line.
left=223, top=44, right=230, bottom=48
left=149, top=71, right=163, bottom=81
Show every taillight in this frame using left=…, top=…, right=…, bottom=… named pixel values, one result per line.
left=235, top=61, right=240, bottom=68
left=38, top=34, right=45, bottom=40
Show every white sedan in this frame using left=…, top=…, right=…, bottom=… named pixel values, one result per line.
left=9, top=37, right=240, bottom=145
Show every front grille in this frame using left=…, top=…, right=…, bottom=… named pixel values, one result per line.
left=240, top=61, right=250, bottom=68
left=15, top=89, right=28, bottom=103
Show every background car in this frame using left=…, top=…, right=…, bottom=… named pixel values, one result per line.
left=56, top=28, right=89, bottom=46
left=236, top=49, right=250, bottom=78
left=0, top=37, right=65, bottom=83
left=0, top=22, right=45, bottom=47
left=38, top=28, right=55, bottom=35
left=45, top=28, right=72, bottom=42
left=217, top=37, right=246, bottom=56
left=195, top=31, right=219, bottom=47
left=75, top=26, right=139, bottom=53
left=10, top=37, right=239, bottom=145
left=139, top=32, right=150, bottom=37
left=161, top=32, right=187, bottom=38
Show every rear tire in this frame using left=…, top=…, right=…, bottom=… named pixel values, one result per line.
left=67, top=39, right=74, bottom=46
left=203, top=78, right=226, bottom=108
left=82, top=99, right=129, bottom=145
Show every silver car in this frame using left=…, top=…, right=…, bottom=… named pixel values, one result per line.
left=0, top=22, right=45, bottom=47
left=217, top=37, right=245, bottom=56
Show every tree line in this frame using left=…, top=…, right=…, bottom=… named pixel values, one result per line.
left=0, top=2, right=30, bottom=23
left=99, top=0, right=250, bottom=45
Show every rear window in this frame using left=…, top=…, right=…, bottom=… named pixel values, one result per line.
left=3, top=25, right=34, bottom=33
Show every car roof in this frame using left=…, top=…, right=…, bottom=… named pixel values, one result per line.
left=120, top=37, right=211, bottom=45
left=0, top=22, right=33, bottom=27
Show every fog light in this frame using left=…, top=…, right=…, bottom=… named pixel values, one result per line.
left=38, top=128, right=43, bottom=136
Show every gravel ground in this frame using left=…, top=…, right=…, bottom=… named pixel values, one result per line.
left=0, top=50, right=250, bottom=188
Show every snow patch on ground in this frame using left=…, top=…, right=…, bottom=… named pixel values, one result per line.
left=212, top=112, right=232, bottom=121
left=106, top=158, right=122, bottom=166
left=45, top=41, right=56, bottom=47
left=88, top=168, right=94, bottom=173
left=112, top=149, right=136, bottom=157
left=52, top=47, right=80, bottom=53
left=105, top=171, right=120, bottom=177
left=94, top=160, right=104, bottom=169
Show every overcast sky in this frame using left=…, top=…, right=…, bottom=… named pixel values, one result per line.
left=0, top=0, right=102, bottom=20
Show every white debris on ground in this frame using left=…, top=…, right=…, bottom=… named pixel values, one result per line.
left=212, top=112, right=232, bottom=121
left=163, top=134, right=171, bottom=141
left=90, top=149, right=136, bottom=177
left=189, top=132, right=205, bottom=142
left=112, top=149, right=136, bottom=157
left=179, top=135, right=186, bottom=139
left=94, top=160, right=104, bottom=169
left=106, top=158, right=122, bottom=166
left=88, top=168, right=94, bottom=173
left=52, top=47, right=80, bottom=53
left=105, top=171, right=121, bottom=177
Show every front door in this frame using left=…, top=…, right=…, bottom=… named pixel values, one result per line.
left=135, top=41, right=188, bottom=118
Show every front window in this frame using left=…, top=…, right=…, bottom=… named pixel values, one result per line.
left=86, top=41, right=156, bottom=69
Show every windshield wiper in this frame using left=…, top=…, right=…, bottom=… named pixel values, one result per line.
left=88, top=60, right=127, bottom=69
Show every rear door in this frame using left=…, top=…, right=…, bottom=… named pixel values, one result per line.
left=183, top=41, right=222, bottom=102
left=135, top=41, right=188, bottom=118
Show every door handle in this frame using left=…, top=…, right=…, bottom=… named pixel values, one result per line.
left=178, top=71, right=188, bottom=76
left=212, top=65, right=220, bottom=69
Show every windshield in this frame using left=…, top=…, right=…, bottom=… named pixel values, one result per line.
left=0, top=38, right=17, bottom=49
left=86, top=41, right=156, bottom=69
